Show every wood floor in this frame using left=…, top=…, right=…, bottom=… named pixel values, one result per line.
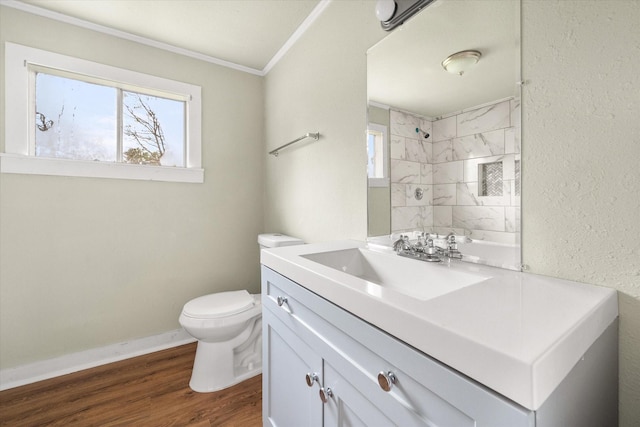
left=0, top=343, right=262, bottom=426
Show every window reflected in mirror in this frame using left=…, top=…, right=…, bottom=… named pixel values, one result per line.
left=367, top=123, right=389, bottom=187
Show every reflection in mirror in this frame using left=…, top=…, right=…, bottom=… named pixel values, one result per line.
left=367, top=0, right=521, bottom=270
left=367, top=124, right=389, bottom=186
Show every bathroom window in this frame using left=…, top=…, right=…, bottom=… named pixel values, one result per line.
left=2, top=43, right=203, bottom=183
left=34, top=71, right=186, bottom=167
left=367, top=123, right=389, bottom=187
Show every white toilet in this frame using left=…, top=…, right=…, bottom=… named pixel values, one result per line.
left=179, top=233, right=303, bottom=393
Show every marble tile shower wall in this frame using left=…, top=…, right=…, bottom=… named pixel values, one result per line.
left=390, top=110, right=434, bottom=233
left=390, top=99, right=520, bottom=244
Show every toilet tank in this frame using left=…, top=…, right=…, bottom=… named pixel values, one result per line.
left=258, top=233, right=304, bottom=249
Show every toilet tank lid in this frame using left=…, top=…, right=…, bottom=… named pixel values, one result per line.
left=182, top=290, right=255, bottom=319
left=258, top=233, right=304, bottom=248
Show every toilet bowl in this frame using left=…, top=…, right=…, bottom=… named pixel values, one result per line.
left=179, top=233, right=303, bottom=393
left=179, top=290, right=262, bottom=392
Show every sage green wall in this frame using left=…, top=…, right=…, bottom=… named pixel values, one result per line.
left=367, top=105, right=391, bottom=236
left=0, top=6, right=264, bottom=368
left=264, top=1, right=384, bottom=242
left=264, top=0, right=639, bottom=425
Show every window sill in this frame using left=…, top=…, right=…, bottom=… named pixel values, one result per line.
left=0, top=154, right=204, bottom=183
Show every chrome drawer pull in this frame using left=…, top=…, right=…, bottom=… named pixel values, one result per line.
left=276, top=296, right=288, bottom=307
left=305, top=372, right=319, bottom=387
left=378, top=371, right=397, bottom=392
left=319, top=387, right=333, bottom=403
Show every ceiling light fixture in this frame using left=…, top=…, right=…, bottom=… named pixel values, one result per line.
left=441, top=50, right=482, bottom=76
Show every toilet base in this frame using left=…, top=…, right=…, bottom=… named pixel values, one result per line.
left=188, top=319, right=262, bottom=393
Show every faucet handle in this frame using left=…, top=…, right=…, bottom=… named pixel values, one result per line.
left=446, top=234, right=463, bottom=259
left=425, top=238, right=437, bottom=255
left=392, top=235, right=411, bottom=253
left=402, top=235, right=412, bottom=250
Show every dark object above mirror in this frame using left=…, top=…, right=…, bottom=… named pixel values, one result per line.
left=378, top=0, right=437, bottom=31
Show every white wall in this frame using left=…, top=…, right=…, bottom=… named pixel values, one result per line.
left=521, top=2, right=640, bottom=425
left=264, top=0, right=640, bottom=425
left=0, top=6, right=264, bottom=368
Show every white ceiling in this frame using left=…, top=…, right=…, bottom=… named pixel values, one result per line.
left=368, top=0, right=519, bottom=118
left=8, top=0, right=518, bottom=116
left=13, top=0, right=323, bottom=73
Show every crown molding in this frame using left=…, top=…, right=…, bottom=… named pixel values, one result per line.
left=0, top=0, right=332, bottom=77
left=262, top=0, right=332, bottom=75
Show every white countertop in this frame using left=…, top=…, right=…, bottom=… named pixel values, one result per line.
left=261, top=240, right=618, bottom=411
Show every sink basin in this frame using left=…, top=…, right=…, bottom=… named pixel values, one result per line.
left=302, top=247, right=490, bottom=301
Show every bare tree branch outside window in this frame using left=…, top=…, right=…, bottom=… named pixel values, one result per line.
left=123, top=93, right=166, bottom=165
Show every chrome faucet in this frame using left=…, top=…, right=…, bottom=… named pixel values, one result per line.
left=392, top=235, right=411, bottom=253
left=421, top=238, right=442, bottom=262
left=445, top=233, right=462, bottom=259
left=392, top=232, right=463, bottom=263
left=393, top=234, right=443, bottom=263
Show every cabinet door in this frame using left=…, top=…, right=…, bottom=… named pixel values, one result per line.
left=323, top=361, right=395, bottom=427
left=263, top=309, right=323, bottom=427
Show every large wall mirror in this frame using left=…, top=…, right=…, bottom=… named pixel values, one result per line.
left=367, top=0, right=521, bottom=270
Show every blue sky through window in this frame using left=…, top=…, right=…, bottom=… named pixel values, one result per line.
left=35, top=73, right=117, bottom=161
left=35, top=73, right=185, bottom=166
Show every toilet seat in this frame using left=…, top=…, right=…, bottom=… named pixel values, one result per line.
left=182, top=290, right=255, bottom=319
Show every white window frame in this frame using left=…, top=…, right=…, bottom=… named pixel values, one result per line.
left=1, top=42, right=204, bottom=183
left=367, top=123, right=390, bottom=187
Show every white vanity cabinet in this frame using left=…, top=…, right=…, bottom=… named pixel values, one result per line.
left=262, top=266, right=534, bottom=427
left=263, top=305, right=323, bottom=427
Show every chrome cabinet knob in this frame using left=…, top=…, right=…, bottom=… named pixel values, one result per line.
left=276, top=296, right=287, bottom=306
left=377, top=371, right=397, bottom=392
left=319, top=387, right=333, bottom=403
left=305, top=372, right=319, bottom=387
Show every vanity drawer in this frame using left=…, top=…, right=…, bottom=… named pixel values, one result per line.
left=261, top=266, right=533, bottom=427
left=325, top=348, right=479, bottom=426
left=262, top=269, right=329, bottom=344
